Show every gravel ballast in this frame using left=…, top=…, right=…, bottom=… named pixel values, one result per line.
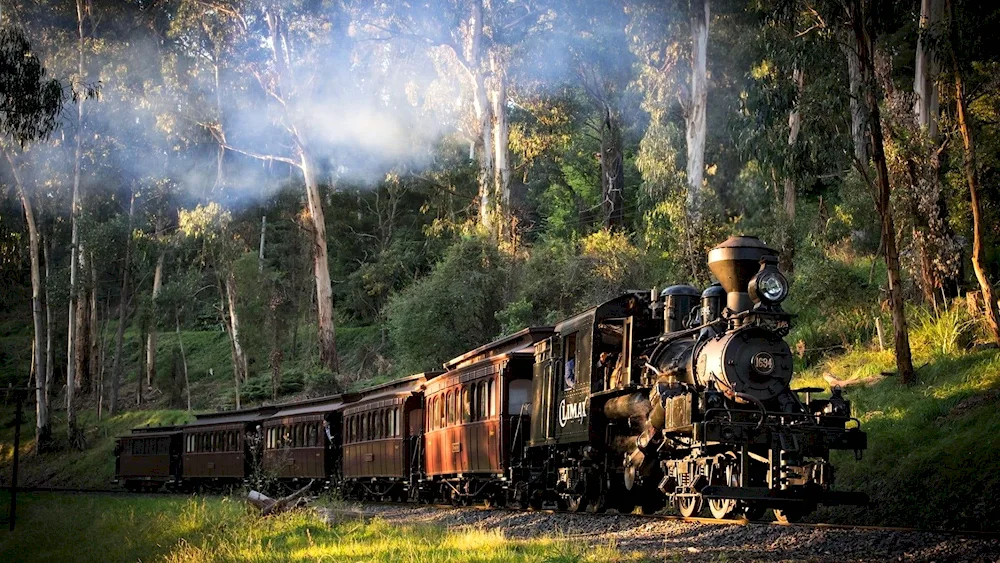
left=324, top=503, right=1000, bottom=562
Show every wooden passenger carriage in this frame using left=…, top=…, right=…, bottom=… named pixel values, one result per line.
left=180, top=406, right=277, bottom=488
left=420, top=327, right=552, bottom=504
left=115, top=426, right=182, bottom=491
left=341, top=373, right=439, bottom=500
left=262, top=395, right=348, bottom=483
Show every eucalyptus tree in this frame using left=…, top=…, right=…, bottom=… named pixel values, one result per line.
left=523, top=0, right=637, bottom=231
left=160, top=0, right=346, bottom=375
left=0, top=24, right=64, bottom=452
left=944, top=0, right=1000, bottom=345
left=356, top=0, right=543, bottom=241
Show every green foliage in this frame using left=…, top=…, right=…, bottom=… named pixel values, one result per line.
left=387, top=236, right=509, bottom=373
left=496, top=232, right=654, bottom=335
left=785, top=245, right=888, bottom=363
left=0, top=25, right=64, bottom=146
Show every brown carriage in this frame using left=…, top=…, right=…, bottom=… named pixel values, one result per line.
left=261, top=395, right=349, bottom=484
left=115, top=426, right=182, bottom=491
left=180, top=406, right=277, bottom=488
left=341, top=373, right=439, bottom=501
left=421, top=327, right=552, bottom=504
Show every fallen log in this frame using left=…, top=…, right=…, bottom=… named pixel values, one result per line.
left=822, top=373, right=885, bottom=388
left=247, top=480, right=314, bottom=516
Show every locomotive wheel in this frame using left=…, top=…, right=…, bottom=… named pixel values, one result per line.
left=773, top=507, right=805, bottom=524
left=742, top=503, right=767, bottom=521
left=674, top=495, right=703, bottom=518
left=560, top=493, right=588, bottom=513
left=708, top=465, right=739, bottom=520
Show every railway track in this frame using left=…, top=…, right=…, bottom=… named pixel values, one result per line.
left=355, top=499, right=1000, bottom=539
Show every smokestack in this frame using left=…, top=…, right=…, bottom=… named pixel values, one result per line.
left=707, top=236, right=777, bottom=313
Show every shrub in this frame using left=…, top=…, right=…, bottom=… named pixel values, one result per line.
left=386, top=236, right=509, bottom=373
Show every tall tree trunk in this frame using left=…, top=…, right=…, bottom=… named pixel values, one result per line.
left=145, top=238, right=164, bottom=388
left=849, top=0, right=915, bottom=383
left=42, top=230, right=54, bottom=447
left=7, top=152, right=50, bottom=453
left=108, top=192, right=135, bottom=416
left=600, top=104, right=625, bottom=229
left=74, top=255, right=90, bottom=393
left=465, top=0, right=494, bottom=235
left=224, top=271, right=248, bottom=392
left=66, top=0, right=87, bottom=447
left=88, top=263, right=98, bottom=389
left=490, top=51, right=511, bottom=240
left=914, top=0, right=944, bottom=139
left=952, top=57, right=1000, bottom=344
left=685, top=0, right=709, bottom=216
left=175, top=312, right=191, bottom=412
left=781, top=67, right=804, bottom=273
left=262, top=5, right=339, bottom=376
left=840, top=31, right=870, bottom=165
left=473, top=69, right=495, bottom=234
left=258, top=215, right=266, bottom=272
left=300, top=151, right=339, bottom=375
left=137, top=317, right=146, bottom=406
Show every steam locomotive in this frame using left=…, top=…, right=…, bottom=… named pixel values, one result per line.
left=116, top=235, right=867, bottom=521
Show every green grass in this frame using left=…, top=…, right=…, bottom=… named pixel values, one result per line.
left=0, top=493, right=634, bottom=563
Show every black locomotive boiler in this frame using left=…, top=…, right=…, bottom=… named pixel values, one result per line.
left=522, top=235, right=867, bottom=521
left=116, top=235, right=867, bottom=522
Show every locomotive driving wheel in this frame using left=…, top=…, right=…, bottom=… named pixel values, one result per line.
left=674, top=494, right=703, bottom=517
left=708, top=464, right=739, bottom=520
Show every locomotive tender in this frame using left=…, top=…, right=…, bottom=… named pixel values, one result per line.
left=115, top=235, right=867, bottom=521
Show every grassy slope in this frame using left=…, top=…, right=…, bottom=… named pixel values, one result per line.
left=0, top=493, right=631, bottom=563
left=800, top=346, right=1000, bottom=531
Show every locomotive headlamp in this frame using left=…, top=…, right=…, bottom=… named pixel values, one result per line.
left=748, top=256, right=788, bottom=305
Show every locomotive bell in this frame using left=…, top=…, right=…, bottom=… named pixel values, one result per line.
left=707, top=235, right=778, bottom=314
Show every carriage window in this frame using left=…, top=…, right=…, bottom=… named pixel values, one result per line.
left=463, top=387, right=471, bottom=423
left=394, top=408, right=400, bottom=436
left=436, top=396, right=442, bottom=429
left=487, top=379, right=496, bottom=417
